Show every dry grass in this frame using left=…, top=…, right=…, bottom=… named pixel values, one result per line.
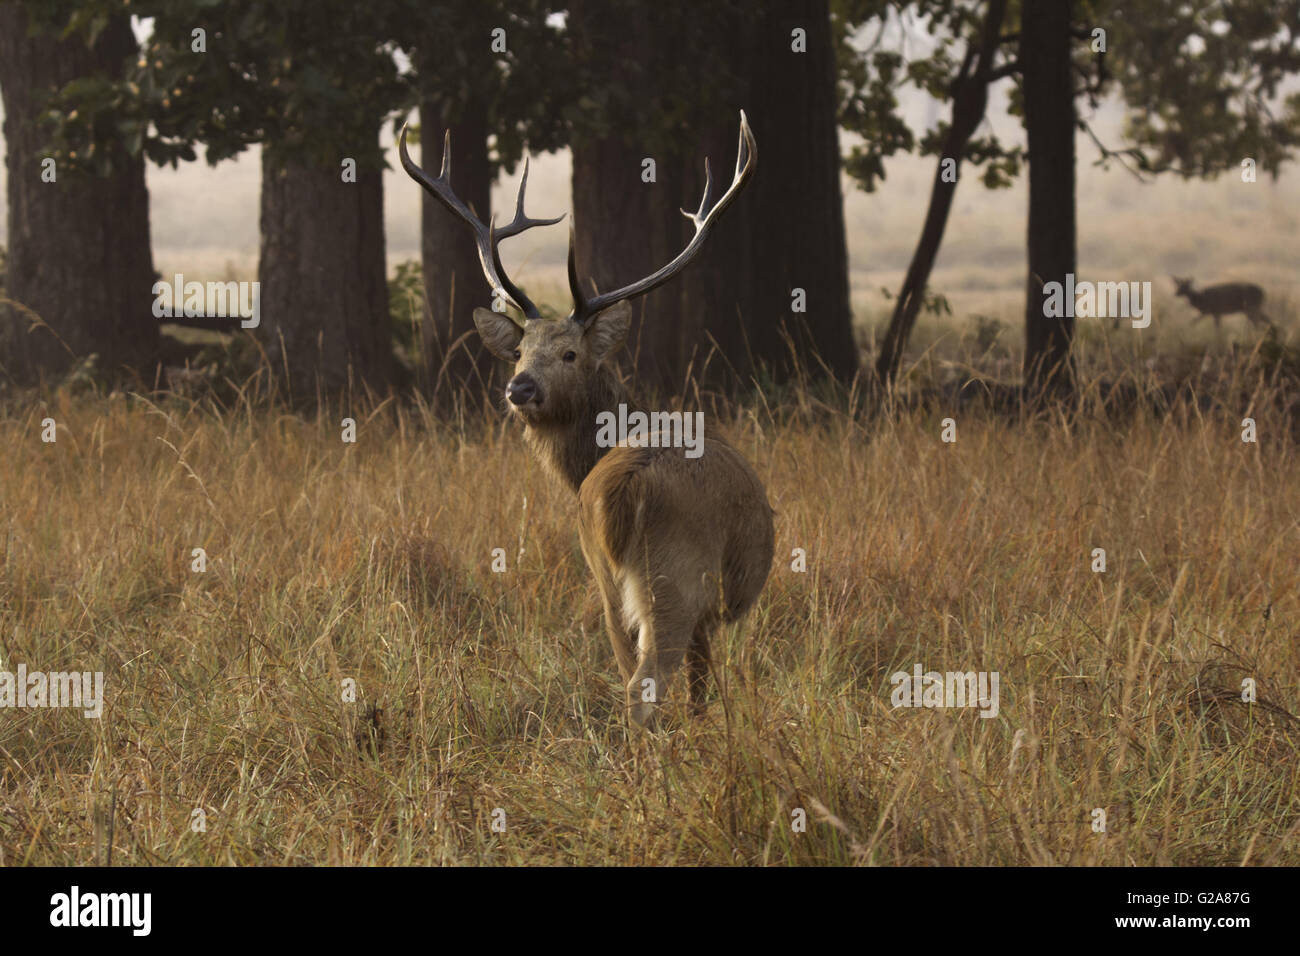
left=2, top=343, right=1299, bottom=866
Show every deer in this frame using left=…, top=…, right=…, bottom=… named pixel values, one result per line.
left=399, top=112, right=774, bottom=728
left=1171, top=277, right=1273, bottom=331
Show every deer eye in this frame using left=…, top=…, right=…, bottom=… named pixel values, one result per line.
left=563, top=350, right=577, bottom=363
left=512, top=349, right=521, bottom=361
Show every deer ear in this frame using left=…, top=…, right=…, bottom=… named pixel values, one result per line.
left=474, top=307, right=523, bottom=360
left=583, top=301, right=632, bottom=361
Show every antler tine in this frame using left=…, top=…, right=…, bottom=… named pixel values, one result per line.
left=488, top=214, right=528, bottom=319
left=398, top=122, right=558, bottom=322
left=496, top=156, right=564, bottom=240
left=683, top=157, right=715, bottom=228
left=570, top=110, right=757, bottom=327
left=438, top=129, right=452, bottom=179
left=566, top=219, right=589, bottom=318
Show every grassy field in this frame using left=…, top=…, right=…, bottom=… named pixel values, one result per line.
left=2, top=326, right=1299, bottom=866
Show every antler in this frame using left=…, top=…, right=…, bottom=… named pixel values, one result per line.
left=567, top=110, right=757, bottom=327
left=399, top=123, right=563, bottom=324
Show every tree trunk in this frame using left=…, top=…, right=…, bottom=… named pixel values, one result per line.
left=1021, top=0, right=1077, bottom=401
left=418, top=97, right=495, bottom=401
left=674, top=116, right=755, bottom=392
left=571, top=135, right=684, bottom=393
left=742, top=0, right=856, bottom=385
left=0, top=7, right=156, bottom=384
left=568, top=0, right=683, bottom=395
left=569, top=0, right=857, bottom=393
left=258, top=141, right=391, bottom=398
left=874, top=0, right=1008, bottom=388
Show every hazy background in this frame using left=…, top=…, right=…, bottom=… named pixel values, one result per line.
left=3, top=82, right=1296, bottom=324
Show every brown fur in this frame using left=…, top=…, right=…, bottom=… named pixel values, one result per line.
left=1172, top=277, right=1272, bottom=330
left=474, top=303, right=775, bottom=726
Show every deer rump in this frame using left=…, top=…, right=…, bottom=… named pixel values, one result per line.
left=578, top=438, right=774, bottom=635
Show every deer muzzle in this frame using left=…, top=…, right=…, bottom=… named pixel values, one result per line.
left=507, top=373, right=540, bottom=406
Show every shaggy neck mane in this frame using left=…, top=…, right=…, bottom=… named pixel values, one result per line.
left=524, top=362, right=637, bottom=494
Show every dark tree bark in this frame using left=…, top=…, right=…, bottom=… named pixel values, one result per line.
left=674, top=116, right=755, bottom=391
left=0, top=6, right=157, bottom=384
left=874, top=0, right=1008, bottom=387
left=1021, top=0, right=1077, bottom=401
left=742, top=0, right=856, bottom=384
left=258, top=141, right=391, bottom=398
left=418, top=97, right=495, bottom=400
left=567, top=0, right=683, bottom=395
left=571, top=134, right=683, bottom=392
left=630, top=0, right=858, bottom=389
left=569, top=0, right=856, bottom=392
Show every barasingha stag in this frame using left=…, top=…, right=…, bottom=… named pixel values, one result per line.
left=399, top=112, right=773, bottom=727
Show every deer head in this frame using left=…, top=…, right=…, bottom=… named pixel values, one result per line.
left=398, top=112, right=756, bottom=429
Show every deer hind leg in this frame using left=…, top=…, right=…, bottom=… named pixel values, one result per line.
left=686, top=619, right=716, bottom=715
left=622, top=575, right=697, bottom=728
left=594, top=568, right=638, bottom=683
left=581, top=530, right=639, bottom=682
left=1248, top=308, right=1274, bottom=330
left=601, top=597, right=638, bottom=683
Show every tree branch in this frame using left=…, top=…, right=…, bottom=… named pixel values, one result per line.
left=987, top=60, right=1020, bottom=81
left=1082, top=121, right=1151, bottom=182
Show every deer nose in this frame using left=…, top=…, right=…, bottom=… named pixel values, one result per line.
left=506, top=373, right=539, bottom=406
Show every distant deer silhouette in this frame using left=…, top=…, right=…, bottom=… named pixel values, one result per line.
left=1171, top=277, right=1272, bottom=331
